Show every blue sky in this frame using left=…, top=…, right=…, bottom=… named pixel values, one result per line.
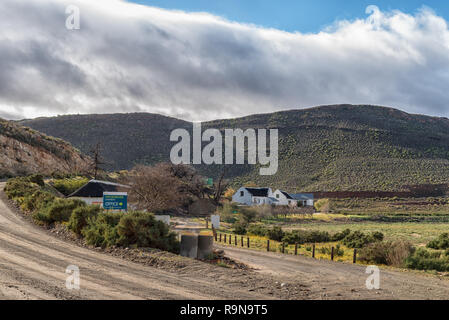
left=129, top=0, right=449, bottom=33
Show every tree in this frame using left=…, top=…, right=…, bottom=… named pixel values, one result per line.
left=125, top=165, right=184, bottom=213
left=88, top=142, right=106, bottom=179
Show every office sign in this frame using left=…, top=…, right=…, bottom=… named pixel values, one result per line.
left=103, top=192, right=128, bottom=211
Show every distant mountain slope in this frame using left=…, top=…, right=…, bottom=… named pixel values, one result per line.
left=0, top=119, right=90, bottom=178
left=20, top=105, right=449, bottom=191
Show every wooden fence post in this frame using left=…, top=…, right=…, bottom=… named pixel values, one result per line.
left=281, top=243, right=285, bottom=254
left=206, top=219, right=208, bottom=229
left=219, top=233, right=222, bottom=242
left=312, top=244, right=315, bottom=258
left=224, top=234, right=226, bottom=243
left=267, top=240, right=270, bottom=252
left=331, top=247, right=334, bottom=261
left=214, top=232, right=217, bottom=242
left=241, top=236, right=244, bottom=247
left=353, top=249, right=357, bottom=264
left=247, top=237, right=250, bottom=248
left=234, top=235, right=237, bottom=246
left=229, top=235, right=232, bottom=244
left=295, top=243, right=298, bottom=255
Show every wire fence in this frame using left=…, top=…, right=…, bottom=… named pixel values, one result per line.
left=215, top=232, right=357, bottom=264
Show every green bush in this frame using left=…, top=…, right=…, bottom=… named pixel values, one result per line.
left=51, top=177, right=89, bottom=196
left=35, top=198, right=86, bottom=224
left=233, top=221, right=248, bottom=235
left=116, top=211, right=179, bottom=253
left=68, top=205, right=101, bottom=235
left=331, top=228, right=351, bottom=241
left=282, top=230, right=331, bottom=244
left=405, top=248, right=449, bottom=272
left=82, top=212, right=122, bottom=248
left=20, top=190, right=55, bottom=212
left=319, top=244, right=344, bottom=256
left=267, top=226, right=284, bottom=241
left=427, top=233, right=449, bottom=250
left=247, top=224, right=268, bottom=237
left=341, top=231, right=384, bottom=248
left=29, top=174, right=45, bottom=187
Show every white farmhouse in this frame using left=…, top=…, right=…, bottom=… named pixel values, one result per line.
left=272, top=189, right=314, bottom=207
left=232, top=187, right=279, bottom=206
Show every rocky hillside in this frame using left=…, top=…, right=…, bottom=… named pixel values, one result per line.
left=19, top=105, right=449, bottom=191
left=0, top=119, right=90, bottom=178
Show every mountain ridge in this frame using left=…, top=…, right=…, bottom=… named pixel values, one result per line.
left=19, top=104, right=449, bottom=191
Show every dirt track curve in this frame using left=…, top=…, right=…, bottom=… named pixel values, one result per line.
left=1, top=181, right=449, bottom=300
left=0, top=183, right=275, bottom=300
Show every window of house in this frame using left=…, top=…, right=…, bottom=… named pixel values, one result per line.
left=276, top=194, right=279, bottom=198
left=240, top=191, right=244, bottom=197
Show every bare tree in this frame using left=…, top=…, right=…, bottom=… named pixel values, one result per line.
left=125, top=165, right=184, bottom=213
left=89, top=142, right=106, bottom=179
left=211, top=166, right=228, bottom=205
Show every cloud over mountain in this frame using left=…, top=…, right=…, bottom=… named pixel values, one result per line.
left=1, top=0, right=449, bottom=120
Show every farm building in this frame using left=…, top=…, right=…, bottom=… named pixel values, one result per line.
left=68, top=179, right=130, bottom=206
left=233, top=187, right=314, bottom=207
left=272, top=190, right=314, bottom=207
left=232, top=187, right=279, bottom=206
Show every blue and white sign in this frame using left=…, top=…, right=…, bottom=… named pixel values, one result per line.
left=103, top=192, right=128, bottom=211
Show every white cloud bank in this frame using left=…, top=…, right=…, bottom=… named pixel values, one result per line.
left=0, top=0, right=448, bottom=121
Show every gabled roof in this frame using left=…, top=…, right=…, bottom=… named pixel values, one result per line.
left=289, top=193, right=314, bottom=201
left=68, top=180, right=130, bottom=198
left=280, top=191, right=293, bottom=199
left=244, top=188, right=270, bottom=197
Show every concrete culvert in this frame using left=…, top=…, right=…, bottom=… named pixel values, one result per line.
left=180, top=234, right=198, bottom=259
left=197, top=235, right=214, bottom=259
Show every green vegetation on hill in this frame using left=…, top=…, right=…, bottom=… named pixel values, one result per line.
left=19, top=105, right=449, bottom=191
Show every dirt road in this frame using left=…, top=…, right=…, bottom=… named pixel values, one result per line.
left=218, top=245, right=449, bottom=300
left=0, top=183, right=283, bottom=300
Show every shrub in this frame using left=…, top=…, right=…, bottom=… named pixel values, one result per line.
left=51, top=177, right=89, bottom=196
left=247, top=224, right=268, bottom=237
left=405, top=248, right=449, bottom=272
left=233, top=221, right=248, bottom=235
left=116, top=211, right=179, bottom=253
left=239, top=207, right=257, bottom=223
left=314, top=199, right=330, bottom=212
left=282, top=230, right=331, bottom=244
left=29, top=174, right=45, bottom=187
left=267, top=226, right=284, bottom=241
left=319, top=244, right=344, bottom=256
left=82, top=212, right=122, bottom=248
left=427, top=233, right=449, bottom=250
left=20, top=190, right=55, bottom=212
left=68, top=205, right=101, bottom=235
left=341, top=231, right=384, bottom=249
left=35, top=198, right=86, bottom=224
left=331, top=228, right=351, bottom=241
left=218, top=203, right=239, bottom=223
left=359, top=241, right=414, bottom=266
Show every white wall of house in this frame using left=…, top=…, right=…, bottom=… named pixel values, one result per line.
left=272, top=190, right=289, bottom=206
left=232, top=187, right=253, bottom=206
left=306, top=199, right=314, bottom=206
